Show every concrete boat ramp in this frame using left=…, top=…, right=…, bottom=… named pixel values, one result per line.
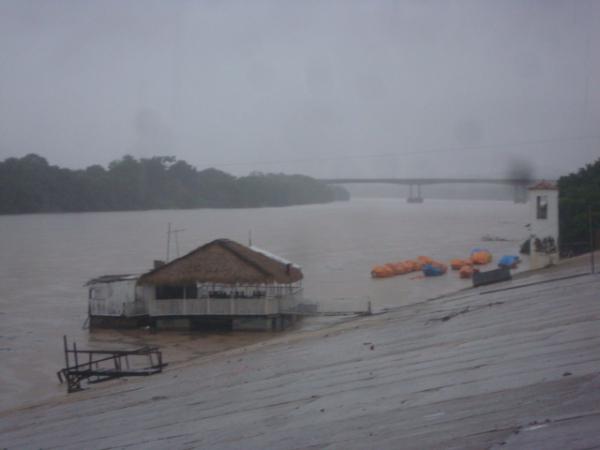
left=2, top=262, right=600, bottom=449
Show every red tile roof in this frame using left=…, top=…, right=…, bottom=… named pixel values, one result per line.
left=528, top=180, right=558, bottom=190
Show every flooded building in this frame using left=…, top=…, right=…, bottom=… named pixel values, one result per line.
left=88, top=239, right=304, bottom=331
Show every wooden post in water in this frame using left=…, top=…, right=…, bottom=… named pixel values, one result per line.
left=63, top=336, right=69, bottom=371
left=73, top=341, right=79, bottom=368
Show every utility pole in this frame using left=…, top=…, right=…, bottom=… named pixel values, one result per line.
left=166, top=223, right=186, bottom=262
left=589, top=206, right=595, bottom=274
left=166, top=223, right=171, bottom=262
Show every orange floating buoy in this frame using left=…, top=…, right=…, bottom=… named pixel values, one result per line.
left=395, top=261, right=412, bottom=274
left=450, top=258, right=470, bottom=270
left=371, top=265, right=395, bottom=278
left=417, top=256, right=434, bottom=265
left=459, top=265, right=474, bottom=278
left=471, top=251, right=492, bottom=265
left=403, top=260, right=421, bottom=272
left=432, top=261, right=448, bottom=273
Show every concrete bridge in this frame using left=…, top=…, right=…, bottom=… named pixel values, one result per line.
left=320, top=177, right=534, bottom=203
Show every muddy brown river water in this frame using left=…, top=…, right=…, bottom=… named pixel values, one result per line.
left=0, top=198, right=529, bottom=410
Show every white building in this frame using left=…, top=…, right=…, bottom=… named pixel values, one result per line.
left=86, top=274, right=148, bottom=327
left=528, top=181, right=559, bottom=269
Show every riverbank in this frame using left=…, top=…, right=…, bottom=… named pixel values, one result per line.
left=2, top=256, right=599, bottom=449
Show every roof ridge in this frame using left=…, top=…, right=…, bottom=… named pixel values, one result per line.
left=218, top=240, right=275, bottom=279
left=137, top=238, right=302, bottom=285
left=138, top=240, right=215, bottom=281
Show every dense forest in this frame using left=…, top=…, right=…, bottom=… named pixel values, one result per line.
left=558, top=157, right=600, bottom=252
left=0, top=154, right=349, bottom=214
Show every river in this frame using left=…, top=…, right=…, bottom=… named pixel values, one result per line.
left=0, top=198, right=529, bottom=411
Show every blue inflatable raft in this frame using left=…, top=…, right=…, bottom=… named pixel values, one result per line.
left=498, top=255, right=520, bottom=269
left=422, top=264, right=447, bottom=277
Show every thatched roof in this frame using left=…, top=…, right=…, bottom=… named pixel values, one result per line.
left=138, top=239, right=303, bottom=286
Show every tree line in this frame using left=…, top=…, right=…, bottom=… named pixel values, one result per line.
left=0, top=154, right=349, bottom=214
left=558, top=157, right=600, bottom=253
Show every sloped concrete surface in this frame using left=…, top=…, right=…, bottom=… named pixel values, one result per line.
left=1, top=265, right=599, bottom=449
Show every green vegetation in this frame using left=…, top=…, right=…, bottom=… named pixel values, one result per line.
left=558, top=157, right=600, bottom=252
left=0, top=154, right=349, bottom=214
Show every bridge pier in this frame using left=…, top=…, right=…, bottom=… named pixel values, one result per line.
left=407, top=184, right=424, bottom=203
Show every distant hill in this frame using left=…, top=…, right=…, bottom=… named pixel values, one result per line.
left=0, top=154, right=349, bottom=214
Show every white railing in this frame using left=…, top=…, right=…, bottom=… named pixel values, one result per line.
left=149, top=296, right=300, bottom=317
left=89, top=299, right=148, bottom=317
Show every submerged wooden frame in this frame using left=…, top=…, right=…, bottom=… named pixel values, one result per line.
left=57, top=336, right=167, bottom=393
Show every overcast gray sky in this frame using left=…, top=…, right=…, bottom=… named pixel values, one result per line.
left=0, top=0, right=598, bottom=179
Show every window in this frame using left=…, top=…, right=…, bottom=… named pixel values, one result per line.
left=536, top=195, right=548, bottom=219
left=156, top=284, right=198, bottom=299
left=184, top=284, right=198, bottom=299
